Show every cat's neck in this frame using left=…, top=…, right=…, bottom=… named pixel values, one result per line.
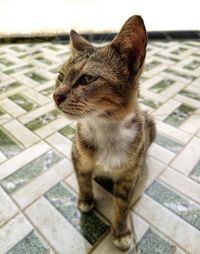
left=79, top=110, right=139, bottom=168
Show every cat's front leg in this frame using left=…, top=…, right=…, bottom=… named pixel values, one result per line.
left=112, top=175, right=138, bottom=250
left=72, top=143, right=94, bottom=213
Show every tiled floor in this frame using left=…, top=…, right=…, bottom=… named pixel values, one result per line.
left=0, top=40, right=200, bottom=254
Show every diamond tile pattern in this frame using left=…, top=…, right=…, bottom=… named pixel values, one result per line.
left=0, top=40, right=200, bottom=254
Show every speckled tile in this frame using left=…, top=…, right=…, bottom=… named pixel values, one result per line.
left=9, top=93, right=39, bottom=112
left=190, top=160, right=200, bottom=184
left=6, top=231, right=49, bottom=254
left=41, top=86, right=55, bottom=96
left=0, top=81, right=22, bottom=93
left=178, top=89, right=200, bottom=101
left=139, top=96, right=161, bottom=109
left=165, top=69, right=196, bottom=81
left=58, top=124, right=76, bottom=141
left=0, top=128, right=21, bottom=158
left=150, top=79, right=174, bottom=93
left=129, top=228, right=174, bottom=254
left=164, top=104, right=195, bottom=127
left=154, top=133, right=183, bottom=153
left=183, top=60, right=200, bottom=70
left=1, top=150, right=61, bottom=193
left=25, top=110, right=60, bottom=131
left=146, top=181, right=200, bottom=231
left=25, top=72, right=48, bottom=83
left=44, top=182, right=109, bottom=245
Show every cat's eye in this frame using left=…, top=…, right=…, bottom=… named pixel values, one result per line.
left=58, top=73, right=64, bottom=83
left=78, top=74, right=97, bottom=85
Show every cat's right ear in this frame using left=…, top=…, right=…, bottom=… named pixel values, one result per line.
left=70, top=30, right=93, bottom=51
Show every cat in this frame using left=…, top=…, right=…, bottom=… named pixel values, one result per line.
left=53, top=15, right=156, bottom=251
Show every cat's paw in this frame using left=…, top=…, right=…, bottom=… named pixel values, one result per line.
left=78, top=200, right=94, bottom=213
left=113, top=231, right=133, bottom=251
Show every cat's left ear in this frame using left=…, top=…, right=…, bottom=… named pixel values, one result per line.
left=70, top=30, right=93, bottom=51
left=111, top=15, right=147, bottom=74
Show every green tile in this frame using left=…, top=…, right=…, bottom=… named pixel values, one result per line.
left=155, top=54, right=178, bottom=62
left=44, top=182, right=109, bottom=245
left=184, top=60, right=200, bottom=70
left=10, top=46, right=26, bottom=52
left=129, top=228, right=174, bottom=254
left=190, top=160, right=200, bottom=184
left=9, top=94, right=39, bottom=111
left=35, top=57, right=52, bottom=65
left=139, top=96, right=160, bottom=109
left=165, top=69, right=195, bottom=81
left=0, top=108, right=4, bottom=116
left=150, top=79, right=174, bottom=93
left=25, top=110, right=60, bottom=131
left=0, top=128, right=21, bottom=158
left=164, top=104, right=195, bottom=127
left=5, top=64, right=34, bottom=74
left=25, top=72, right=48, bottom=83
left=47, top=45, right=59, bottom=51
left=1, top=150, right=61, bottom=193
left=179, top=89, right=200, bottom=101
left=0, top=81, right=21, bottom=93
left=59, top=125, right=76, bottom=141
left=0, top=57, right=14, bottom=66
left=154, top=134, right=183, bottom=153
left=94, top=176, right=114, bottom=193
left=41, top=86, right=55, bottom=96
left=6, top=231, right=49, bottom=254
left=172, top=47, right=187, bottom=55
left=146, top=181, right=200, bottom=230
left=145, top=61, right=160, bottom=71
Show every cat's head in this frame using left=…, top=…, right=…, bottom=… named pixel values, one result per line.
left=53, top=15, right=147, bottom=121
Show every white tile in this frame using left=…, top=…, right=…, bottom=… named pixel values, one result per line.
left=180, top=110, right=200, bottom=135
left=22, top=89, right=50, bottom=105
left=18, top=102, right=54, bottom=124
left=13, top=159, right=73, bottom=208
left=155, top=120, right=191, bottom=144
left=0, top=141, right=50, bottom=180
left=35, top=116, right=71, bottom=138
left=0, top=113, right=12, bottom=125
left=0, top=187, right=18, bottom=227
left=174, top=94, right=200, bottom=109
left=0, top=151, right=7, bottom=163
left=0, top=98, right=26, bottom=117
left=0, top=213, right=33, bottom=253
left=134, top=195, right=200, bottom=254
left=170, top=137, right=200, bottom=175
left=160, top=82, right=185, bottom=98
left=159, top=167, right=200, bottom=204
left=148, top=143, right=175, bottom=164
left=152, top=99, right=181, bottom=121
left=3, top=119, right=39, bottom=148
left=25, top=197, right=91, bottom=254
left=46, top=132, right=72, bottom=160
left=132, top=156, right=166, bottom=204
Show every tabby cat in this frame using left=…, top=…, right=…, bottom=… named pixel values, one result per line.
left=53, top=15, right=156, bottom=250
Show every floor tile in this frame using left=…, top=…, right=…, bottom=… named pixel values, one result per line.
left=6, top=230, right=49, bottom=254
left=25, top=197, right=92, bottom=254
left=0, top=214, right=33, bottom=254
left=134, top=195, right=200, bottom=254
left=146, top=180, right=200, bottom=231
left=13, top=159, right=73, bottom=208
left=0, top=187, right=18, bottom=227
left=0, top=40, right=200, bottom=254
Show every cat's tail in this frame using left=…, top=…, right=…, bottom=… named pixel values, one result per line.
left=143, top=112, right=156, bottom=145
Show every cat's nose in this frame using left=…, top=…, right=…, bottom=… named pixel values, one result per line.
left=53, top=93, right=66, bottom=105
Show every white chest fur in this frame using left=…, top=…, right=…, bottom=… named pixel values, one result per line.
left=80, top=113, right=137, bottom=170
